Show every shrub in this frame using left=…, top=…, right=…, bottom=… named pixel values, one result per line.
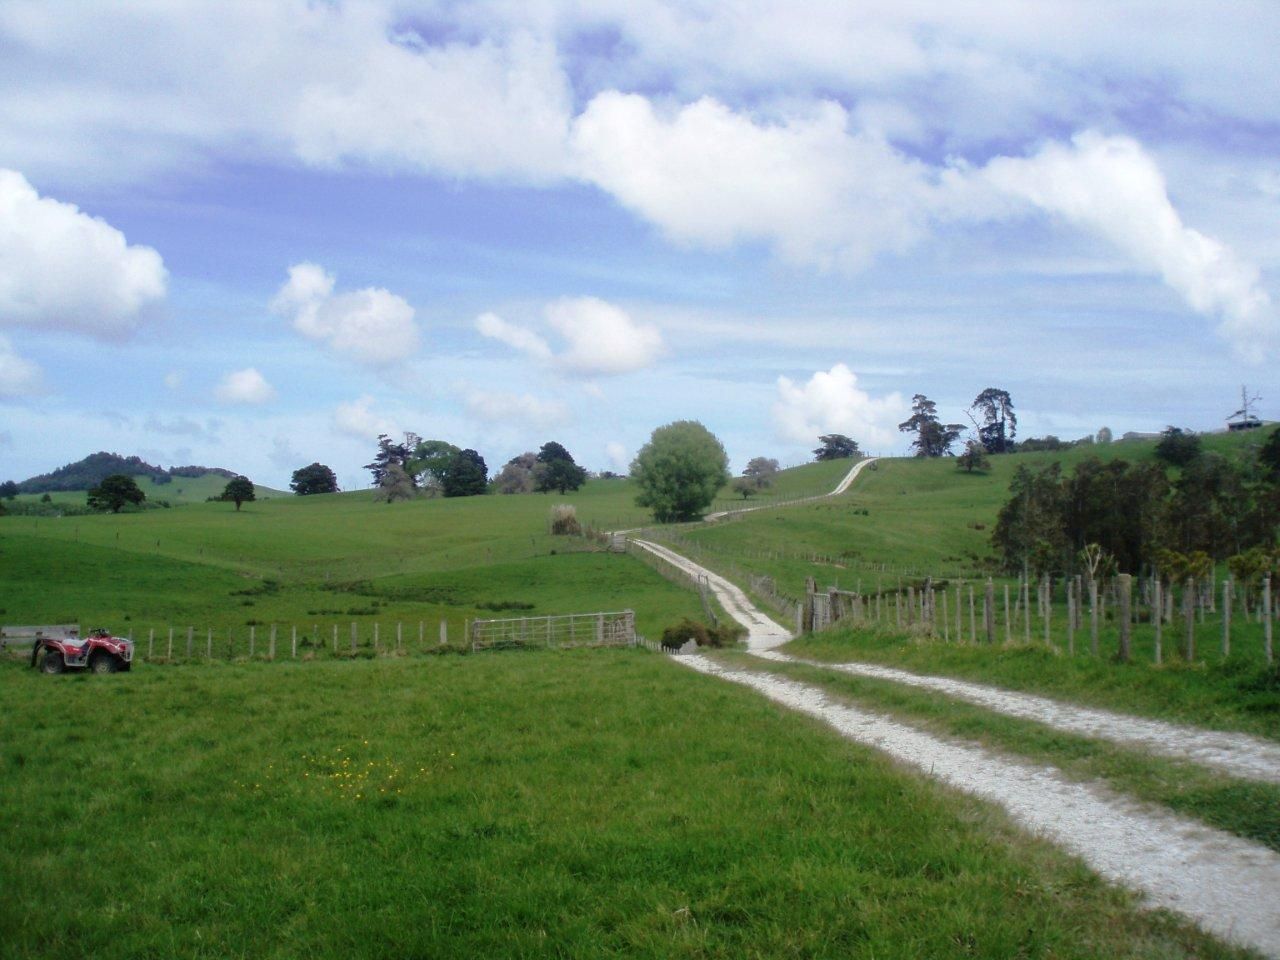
left=550, top=503, right=581, bottom=536
left=660, top=617, right=743, bottom=649
left=661, top=618, right=709, bottom=649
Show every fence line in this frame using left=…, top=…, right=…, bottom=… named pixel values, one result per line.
left=800, top=573, right=1276, bottom=666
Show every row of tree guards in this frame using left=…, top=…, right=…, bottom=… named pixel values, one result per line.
left=802, top=573, right=1275, bottom=665
left=120, top=620, right=473, bottom=662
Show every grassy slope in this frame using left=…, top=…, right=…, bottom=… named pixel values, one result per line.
left=0, top=478, right=706, bottom=643
left=0, top=653, right=1251, bottom=960
left=12, top=473, right=288, bottom=506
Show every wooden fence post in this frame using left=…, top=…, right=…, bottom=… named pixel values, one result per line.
left=350, top=621, right=357, bottom=652
left=968, top=584, right=976, bottom=645
left=1265, top=576, right=1274, bottom=666
left=168, top=627, right=174, bottom=659
left=148, top=628, right=154, bottom=660
left=1023, top=578, right=1032, bottom=644
left=1066, top=580, right=1075, bottom=655
left=941, top=590, right=950, bottom=642
left=998, top=586, right=1008, bottom=647
left=249, top=625, right=255, bottom=658
left=332, top=624, right=338, bottom=654
left=984, top=579, right=994, bottom=644
left=1183, top=578, right=1195, bottom=661
left=374, top=622, right=380, bottom=651
left=269, top=624, right=276, bottom=660
left=186, top=626, right=194, bottom=658
left=1222, top=579, right=1231, bottom=657
left=440, top=620, right=448, bottom=645
left=397, top=622, right=403, bottom=652
left=1154, top=580, right=1163, bottom=665
left=1042, top=578, right=1052, bottom=647
left=206, top=628, right=212, bottom=659
left=291, top=625, right=297, bottom=659
left=1117, top=574, right=1132, bottom=662
left=1089, top=579, right=1099, bottom=656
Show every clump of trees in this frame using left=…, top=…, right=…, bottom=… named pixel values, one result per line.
left=291, top=462, right=338, bottom=495
left=534, top=442, right=587, bottom=494
left=87, top=474, right=146, bottom=513
left=733, top=456, right=780, bottom=499
left=992, top=428, right=1280, bottom=577
left=631, top=421, right=729, bottom=522
left=899, top=394, right=964, bottom=457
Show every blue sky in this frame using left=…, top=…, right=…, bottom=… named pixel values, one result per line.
left=1, top=1, right=1277, bottom=490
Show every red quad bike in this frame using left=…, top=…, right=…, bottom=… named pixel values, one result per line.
left=31, top=628, right=133, bottom=675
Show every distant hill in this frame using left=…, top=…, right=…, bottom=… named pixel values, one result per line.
left=17, top=452, right=241, bottom=494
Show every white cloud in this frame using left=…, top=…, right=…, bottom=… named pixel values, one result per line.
left=773, top=364, right=907, bottom=450
left=163, top=370, right=184, bottom=390
left=332, top=394, right=395, bottom=441
left=0, top=169, right=166, bottom=338
left=545, top=296, right=664, bottom=375
left=475, top=311, right=551, bottom=360
left=476, top=297, right=664, bottom=376
left=464, top=390, right=569, bottom=429
left=0, top=335, right=43, bottom=397
left=571, top=93, right=935, bottom=270
left=215, top=367, right=276, bottom=405
left=605, top=441, right=630, bottom=473
left=981, top=133, right=1278, bottom=361
left=272, top=262, right=420, bottom=367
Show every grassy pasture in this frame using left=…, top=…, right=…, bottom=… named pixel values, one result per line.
left=11, top=473, right=287, bottom=506
left=0, top=652, right=1253, bottom=960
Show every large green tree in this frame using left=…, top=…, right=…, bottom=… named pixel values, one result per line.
left=86, top=474, right=146, bottom=513
left=290, top=462, right=338, bottom=495
left=408, top=439, right=461, bottom=494
left=631, top=421, right=729, bottom=522
left=970, top=388, right=1017, bottom=454
left=441, top=449, right=488, bottom=497
left=898, top=394, right=963, bottom=457
left=1154, top=426, right=1201, bottom=467
left=812, top=435, right=860, bottom=461
left=222, top=475, right=256, bottom=511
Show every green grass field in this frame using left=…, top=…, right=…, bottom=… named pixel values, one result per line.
left=0, top=476, right=723, bottom=647
left=11, top=473, right=288, bottom=507
left=0, top=653, right=1253, bottom=960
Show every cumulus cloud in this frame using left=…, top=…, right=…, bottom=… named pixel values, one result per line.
left=332, top=394, right=395, bottom=440
left=605, top=441, right=630, bottom=473
left=215, top=367, right=276, bottom=405
left=571, top=93, right=934, bottom=269
left=475, top=311, right=552, bottom=361
left=0, top=335, right=43, bottom=397
left=464, top=390, right=569, bottom=428
left=0, top=169, right=166, bottom=338
left=477, top=297, right=664, bottom=376
left=545, top=297, right=664, bottom=375
left=980, top=133, right=1278, bottom=360
left=272, top=262, right=420, bottom=367
left=773, top=364, right=907, bottom=450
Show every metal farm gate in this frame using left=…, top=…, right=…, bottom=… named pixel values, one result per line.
left=469, top=610, right=637, bottom=652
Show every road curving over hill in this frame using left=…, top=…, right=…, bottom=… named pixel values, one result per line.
left=627, top=457, right=1280, bottom=958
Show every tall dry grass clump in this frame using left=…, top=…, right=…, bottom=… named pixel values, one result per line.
left=550, top=503, right=581, bottom=536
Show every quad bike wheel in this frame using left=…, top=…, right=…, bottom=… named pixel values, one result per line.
left=40, top=649, right=66, bottom=674
left=90, top=652, right=119, bottom=674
